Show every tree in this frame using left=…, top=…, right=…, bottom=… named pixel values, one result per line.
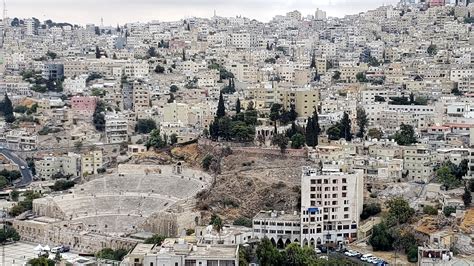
left=443, top=206, right=456, bottom=217
left=305, top=110, right=321, bottom=147
left=0, top=225, right=20, bottom=243
left=386, top=197, right=415, bottom=225
left=209, top=119, right=219, bottom=141
left=2, top=94, right=15, bottom=123
left=136, top=119, right=157, bottom=134
left=233, top=217, right=252, bottom=227
left=167, top=93, right=175, bottom=103
left=356, top=107, right=368, bottom=138
left=291, top=133, right=305, bottom=149
left=256, top=238, right=283, bottom=266
left=369, top=223, right=394, bottom=251
left=170, top=85, right=179, bottom=93
left=360, top=203, right=381, bottom=220
left=272, top=134, right=289, bottom=154
left=423, top=205, right=438, bottom=215
left=462, top=187, right=472, bottom=207
left=95, top=46, right=101, bottom=59
left=332, top=71, right=341, bottom=80
left=0, top=176, right=8, bottom=189
left=170, top=133, right=178, bottom=145
left=310, top=53, right=316, bottom=69
left=27, top=257, right=55, bottom=266
left=202, top=155, right=214, bottom=170
left=436, top=164, right=462, bottom=190
left=427, top=44, right=437, bottom=56
left=182, top=49, right=186, bottom=61
left=340, top=112, right=353, bottom=141
left=356, top=72, right=368, bottom=82
left=146, top=129, right=166, bottom=150
left=51, top=180, right=75, bottom=191
left=93, top=101, right=106, bottom=131
left=368, top=128, right=383, bottom=140
left=147, top=47, right=158, bottom=58
left=236, top=98, right=241, bottom=114
left=393, top=124, right=417, bottom=145
left=154, top=65, right=165, bottom=74
left=96, top=248, right=128, bottom=261
left=144, top=234, right=166, bottom=245
left=327, top=123, right=342, bottom=140
left=210, top=214, right=223, bottom=233
left=10, top=190, right=19, bottom=201
left=269, top=103, right=283, bottom=122
left=216, top=93, right=226, bottom=118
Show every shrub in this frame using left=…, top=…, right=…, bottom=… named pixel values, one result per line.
left=423, top=205, right=438, bottom=215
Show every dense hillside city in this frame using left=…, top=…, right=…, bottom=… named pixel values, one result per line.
left=0, top=0, right=473, bottom=265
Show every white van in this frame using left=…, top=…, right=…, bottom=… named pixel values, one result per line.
left=361, top=253, right=374, bottom=261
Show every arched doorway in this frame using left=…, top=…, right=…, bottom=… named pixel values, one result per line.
left=285, top=239, right=291, bottom=247
left=277, top=238, right=284, bottom=249
left=310, top=238, right=315, bottom=247
left=270, top=238, right=276, bottom=247
left=303, top=238, right=308, bottom=246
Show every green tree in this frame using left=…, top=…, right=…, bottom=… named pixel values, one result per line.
left=236, top=98, right=241, bottom=114
left=272, top=134, right=289, bottom=154
left=463, top=187, right=472, bottom=207
left=386, top=197, right=415, bottom=225
left=427, top=44, right=437, bottom=56
left=256, top=238, right=283, bottom=266
left=154, top=65, right=165, bottom=74
left=360, top=203, right=381, bottom=220
left=290, top=133, right=305, bottom=149
left=356, top=107, right=368, bottom=138
left=393, top=124, right=417, bottom=145
left=96, top=248, right=128, bottom=261
left=209, top=119, right=219, bottom=141
left=443, top=206, right=456, bottom=217
left=423, top=205, right=438, bottom=215
left=169, top=85, right=179, bottom=93
left=2, top=94, right=15, bottom=123
left=144, top=234, right=166, bottom=245
left=0, top=176, right=8, bottom=189
left=305, top=109, right=321, bottom=147
left=327, top=123, right=342, bottom=140
left=95, top=46, right=101, bottom=59
left=27, top=257, right=55, bottom=266
left=136, top=119, right=157, bottom=134
left=10, top=190, right=19, bottom=201
left=356, top=72, right=368, bottom=82
left=369, top=223, right=394, bottom=251
left=147, top=47, right=158, bottom=57
left=233, top=217, right=252, bottom=227
left=436, top=164, right=462, bottom=190
left=202, top=155, right=214, bottom=170
left=210, top=214, right=223, bottom=233
left=340, top=112, right=352, bottom=141
left=332, top=71, right=341, bottom=80
left=93, top=101, right=106, bottom=131
left=0, top=225, right=20, bottom=243
left=51, top=180, right=75, bottom=191
left=146, top=129, right=166, bottom=149
left=216, top=93, right=226, bottom=118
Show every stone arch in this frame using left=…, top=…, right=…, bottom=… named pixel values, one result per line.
left=310, top=238, right=315, bottom=247
left=277, top=238, right=284, bottom=249
left=317, top=237, right=322, bottom=245
left=285, top=239, right=291, bottom=247
left=270, top=238, right=276, bottom=247
left=303, top=238, right=308, bottom=246
left=294, top=239, right=299, bottom=243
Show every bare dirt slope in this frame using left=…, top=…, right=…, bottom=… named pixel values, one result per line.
left=194, top=146, right=310, bottom=222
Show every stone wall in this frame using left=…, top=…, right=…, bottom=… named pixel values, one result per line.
left=140, top=212, right=178, bottom=237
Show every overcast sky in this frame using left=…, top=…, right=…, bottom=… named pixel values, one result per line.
left=8, top=0, right=399, bottom=25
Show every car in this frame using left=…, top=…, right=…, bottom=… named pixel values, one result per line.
left=361, top=254, right=374, bottom=261
left=344, top=250, right=358, bottom=257
left=51, top=246, right=62, bottom=253
left=315, top=248, right=322, bottom=254
left=367, top=257, right=379, bottom=263
left=61, top=245, right=70, bottom=252
left=20, top=166, right=26, bottom=170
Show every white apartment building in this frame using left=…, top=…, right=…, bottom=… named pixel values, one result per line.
left=63, top=75, right=87, bottom=95
left=300, top=167, right=363, bottom=247
left=252, top=211, right=301, bottom=248
left=105, top=113, right=129, bottom=143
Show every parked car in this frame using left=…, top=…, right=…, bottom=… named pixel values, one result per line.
left=20, top=166, right=25, bottom=170
left=361, top=254, right=374, bottom=261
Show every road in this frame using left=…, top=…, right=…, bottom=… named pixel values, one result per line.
left=0, top=149, right=33, bottom=187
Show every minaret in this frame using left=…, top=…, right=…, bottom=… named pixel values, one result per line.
left=1, top=0, right=6, bottom=48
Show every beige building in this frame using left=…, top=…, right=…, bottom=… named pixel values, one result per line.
left=403, top=145, right=434, bottom=183
left=132, top=81, right=151, bottom=119
left=281, top=88, right=320, bottom=118
left=81, top=150, right=103, bottom=176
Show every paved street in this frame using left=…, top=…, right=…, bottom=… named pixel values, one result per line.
left=0, top=149, right=33, bottom=187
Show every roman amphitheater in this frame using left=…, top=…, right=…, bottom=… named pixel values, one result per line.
left=14, top=163, right=212, bottom=253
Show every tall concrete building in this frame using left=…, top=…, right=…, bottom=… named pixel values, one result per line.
left=300, top=167, right=364, bottom=247
left=315, top=8, right=327, bottom=20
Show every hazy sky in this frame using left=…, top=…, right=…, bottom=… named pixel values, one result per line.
left=8, top=0, right=399, bottom=25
